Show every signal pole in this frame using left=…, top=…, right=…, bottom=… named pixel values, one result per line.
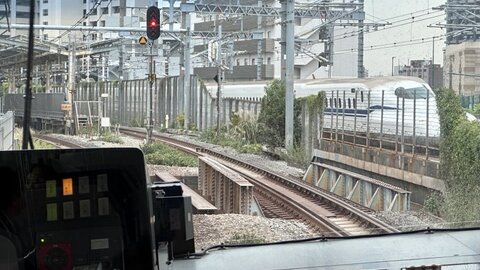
left=147, top=41, right=154, bottom=143
left=146, top=5, right=160, bottom=143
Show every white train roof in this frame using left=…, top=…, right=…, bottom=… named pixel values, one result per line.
left=204, top=76, right=430, bottom=98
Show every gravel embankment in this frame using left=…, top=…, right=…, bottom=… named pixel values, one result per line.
left=165, top=132, right=306, bottom=178
left=193, top=214, right=315, bottom=250
left=374, top=211, right=445, bottom=231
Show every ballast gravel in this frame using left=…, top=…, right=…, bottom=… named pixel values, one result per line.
left=46, top=131, right=447, bottom=241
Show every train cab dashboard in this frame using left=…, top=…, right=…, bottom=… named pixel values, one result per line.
left=0, top=148, right=154, bottom=270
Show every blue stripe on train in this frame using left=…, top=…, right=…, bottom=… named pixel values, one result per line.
left=324, top=106, right=399, bottom=118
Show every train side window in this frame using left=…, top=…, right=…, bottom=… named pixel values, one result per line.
left=339, top=98, right=342, bottom=108
left=334, top=98, right=337, bottom=108
left=348, top=98, right=351, bottom=108
left=360, top=91, right=364, bottom=102
left=353, top=99, right=357, bottom=109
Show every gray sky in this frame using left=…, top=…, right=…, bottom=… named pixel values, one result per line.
left=360, top=0, right=445, bottom=76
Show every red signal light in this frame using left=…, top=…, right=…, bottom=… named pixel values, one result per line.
left=146, top=6, right=160, bottom=40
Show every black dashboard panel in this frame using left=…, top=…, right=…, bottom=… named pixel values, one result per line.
left=0, top=148, right=154, bottom=270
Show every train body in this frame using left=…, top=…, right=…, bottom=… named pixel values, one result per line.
left=206, top=76, right=440, bottom=138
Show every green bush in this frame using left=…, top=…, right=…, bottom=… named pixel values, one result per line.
left=436, top=88, right=480, bottom=223
left=279, top=146, right=311, bottom=169
left=257, top=79, right=302, bottom=148
left=227, top=233, right=266, bottom=245
left=99, top=132, right=123, bottom=144
left=176, top=113, right=185, bottom=128
left=239, top=144, right=263, bottom=154
left=423, top=192, right=443, bottom=216
left=141, top=141, right=198, bottom=167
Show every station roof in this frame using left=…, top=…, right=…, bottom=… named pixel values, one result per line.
left=165, top=228, right=480, bottom=270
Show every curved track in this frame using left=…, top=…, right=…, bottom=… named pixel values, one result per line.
left=120, top=127, right=399, bottom=236
left=33, top=134, right=85, bottom=149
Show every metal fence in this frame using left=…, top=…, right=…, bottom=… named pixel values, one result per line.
left=300, top=89, right=440, bottom=159
left=75, top=76, right=262, bottom=130
left=0, top=111, right=15, bottom=150
left=460, top=94, right=480, bottom=109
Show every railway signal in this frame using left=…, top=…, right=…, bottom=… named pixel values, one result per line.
left=146, top=6, right=160, bottom=40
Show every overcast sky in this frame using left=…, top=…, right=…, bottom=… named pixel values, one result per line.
left=360, top=0, right=446, bottom=76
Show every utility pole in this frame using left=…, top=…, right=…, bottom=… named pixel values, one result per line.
left=67, top=34, right=76, bottom=134
left=256, top=0, right=263, bottom=80
left=357, top=0, right=365, bottom=78
left=431, top=36, right=435, bottom=89
left=284, top=0, right=294, bottom=149
left=280, top=1, right=286, bottom=81
left=183, top=2, right=192, bottom=130
left=216, top=24, right=223, bottom=137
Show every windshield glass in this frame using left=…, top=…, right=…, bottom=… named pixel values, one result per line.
left=395, top=86, right=430, bottom=99
left=1, top=0, right=479, bottom=266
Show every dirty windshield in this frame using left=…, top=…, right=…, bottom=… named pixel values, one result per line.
left=0, top=0, right=478, bottom=258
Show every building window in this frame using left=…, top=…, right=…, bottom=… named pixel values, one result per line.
left=360, top=91, right=364, bottom=102
left=83, top=0, right=86, bottom=3
left=244, top=58, right=247, bottom=65
left=353, top=99, right=356, bottom=109
left=267, top=57, right=271, bottom=64
left=102, top=7, right=108, bottom=15
left=252, top=58, right=255, bottom=65
left=43, top=34, right=48, bottom=40
left=91, top=21, right=97, bottom=27
left=43, top=9, right=48, bottom=16
left=267, top=31, right=271, bottom=38
left=236, top=59, right=240, bottom=66
left=100, top=20, right=106, bottom=27
left=43, top=21, right=48, bottom=25
left=339, top=98, right=342, bottom=108
left=329, top=98, right=332, bottom=107
left=325, top=98, right=328, bottom=108
left=113, top=6, right=120, bottom=14
left=83, top=9, right=86, bottom=15
left=43, top=0, right=48, bottom=3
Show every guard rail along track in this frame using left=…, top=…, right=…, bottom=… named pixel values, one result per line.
left=120, top=127, right=399, bottom=236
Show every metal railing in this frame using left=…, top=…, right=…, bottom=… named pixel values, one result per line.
left=301, top=89, right=440, bottom=159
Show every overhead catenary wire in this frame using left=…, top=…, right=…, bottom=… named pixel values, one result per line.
left=332, top=27, right=469, bottom=55
left=333, top=11, right=444, bottom=42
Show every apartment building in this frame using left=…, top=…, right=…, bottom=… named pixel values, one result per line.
left=443, top=0, right=480, bottom=96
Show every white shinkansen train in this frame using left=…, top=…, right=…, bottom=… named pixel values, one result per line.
left=205, top=76, right=441, bottom=138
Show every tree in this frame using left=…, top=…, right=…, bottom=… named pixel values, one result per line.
left=258, top=79, right=301, bottom=147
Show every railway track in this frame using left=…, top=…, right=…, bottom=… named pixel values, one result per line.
left=33, top=134, right=85, bottom=149
left=120, top=127, right=399, bottom=236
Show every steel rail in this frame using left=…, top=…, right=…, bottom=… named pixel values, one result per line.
left=120, top=127, right=399, bottom=235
